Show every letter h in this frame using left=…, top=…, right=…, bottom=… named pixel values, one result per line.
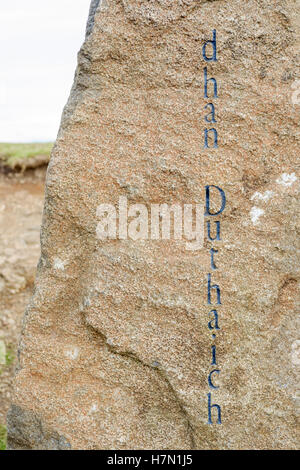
left=204, top=67, right=218, bottom=99
left=207, top=393, right=221, bottom=424
left=207, top=273, right=221, bottom=304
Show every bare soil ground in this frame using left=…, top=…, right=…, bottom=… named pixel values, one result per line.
left=0, top=167, right=46, bottom=430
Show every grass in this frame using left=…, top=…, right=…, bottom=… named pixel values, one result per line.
left=0, top=142, right=53, bottom=169
left=0, top=425, right=7, bottom=451
left=0, top=346, right=14, bottom=451
left=5, top=349, right=15, bottom=368
left=0, top=344, right=15, bottom=375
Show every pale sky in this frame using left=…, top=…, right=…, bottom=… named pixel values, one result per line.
left=0, top=0, right=92, bottom=142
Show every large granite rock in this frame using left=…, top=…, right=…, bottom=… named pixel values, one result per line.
left=8, top=0, right=299, bottom=449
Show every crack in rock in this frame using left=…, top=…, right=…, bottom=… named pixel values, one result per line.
left=83, top=315, right=196, bottom=449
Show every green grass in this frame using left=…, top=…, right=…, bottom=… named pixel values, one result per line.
left=0, top=345, right=15, bottom=376
left=0, top=425, right=7, bottom=451
left=0, top=346, right=14, bottom=451
left=5, top=349, right=15, bottom=368
left=0, top=142, right=53, bottom=168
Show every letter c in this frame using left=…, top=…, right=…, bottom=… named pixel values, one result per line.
left=208, top=369, right=220, bottom=389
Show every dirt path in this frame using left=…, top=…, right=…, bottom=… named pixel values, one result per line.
left=0, top=168, right=46, bottom=428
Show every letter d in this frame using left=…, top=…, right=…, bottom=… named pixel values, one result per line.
left=202, top=29, right=217, bottom=62
left=205, top=185, right=226, bottom=216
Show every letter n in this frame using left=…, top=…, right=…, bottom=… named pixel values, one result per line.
left=204, top=128, right=218, bottom=148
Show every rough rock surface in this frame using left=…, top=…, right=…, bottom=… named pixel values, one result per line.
left=8, top=0, right=299, bottom=449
